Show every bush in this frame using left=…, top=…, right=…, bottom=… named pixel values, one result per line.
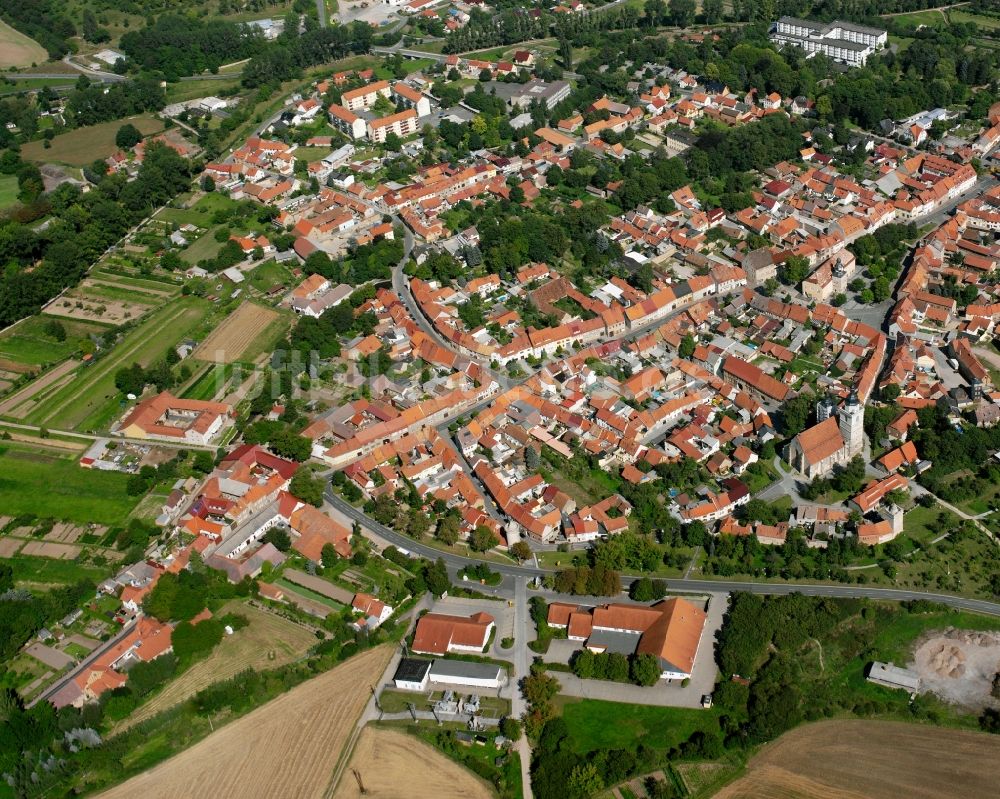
left=500, top=636, right=514, bottom=649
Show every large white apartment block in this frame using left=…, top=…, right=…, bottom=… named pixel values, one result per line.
left=770, top=17, right=887, bottom=67
left=328, top=104, right=367, bottom=140
left=368, top=109, right=419, bottom=143
left=340, top=79, right=392, bottom=112
left=392, top=82, right=431, bottom=118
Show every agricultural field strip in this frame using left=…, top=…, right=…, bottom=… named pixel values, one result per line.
left=30, top=299, right=204, bottom=428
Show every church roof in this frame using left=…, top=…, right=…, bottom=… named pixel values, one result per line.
left=793, top=416, right=845, bottom=466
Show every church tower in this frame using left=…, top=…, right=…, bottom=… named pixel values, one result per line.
left=839, top=389, right=864, bottom=457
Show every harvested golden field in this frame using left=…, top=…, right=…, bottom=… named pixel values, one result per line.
left=0, top=20, right=47, bottom=68
left=118, top=601, right=318, bottom=730
left=97, top=645, right=393, bottom=799
left=332, top=727, right=494, bottom=799
left=194, top=302, right=280, bottom=363
left=713, top=719, right=1000, bottom=799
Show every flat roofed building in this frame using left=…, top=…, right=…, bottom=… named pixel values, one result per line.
left=429, top=659, right=506, bottom=689
left=867, top=661, right=920, bottom=695
left=394, top=657, right=432, bottom=691
left=771, top=17, right=887, bottom=67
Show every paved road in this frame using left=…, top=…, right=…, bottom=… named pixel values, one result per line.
left=324, top=491, right=1000, bottom=615
left=29, top=618, right=137, bottom=708
left=510, top=577, right=534, bottom=799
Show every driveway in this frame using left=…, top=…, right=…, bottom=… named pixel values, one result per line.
left=549, top=593, right=727, bottom=709
left=433, top=594, right=516, bottom=659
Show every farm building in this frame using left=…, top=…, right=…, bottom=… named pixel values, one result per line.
left=411, top=612, right=495, bottom=656
left=547, top=597, right=707, bottom=680
left=429, top=660, right=506, bottom=690
left=866, top=661, right=920, bottom=696
left=393, top=658, right=432, bottom=691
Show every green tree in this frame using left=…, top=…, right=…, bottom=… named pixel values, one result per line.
left=630, top=653, right=661, bottom=686
left=511, top=541, right=532, bottom=561
left=572, top=648, right=595, bottom=679
left=679, top=334, right=696, bottom=359
left=630, top=577, right=655, bottom=601
left=568, top=763, right=603, bottom=797
left=289, top=469, right=325, bottom=507
left=780, top=393, right=813, bottom=436
left=321, top=542, right=338, bottom=568
left=500, top=716, right=522, bottom=741
left=263, top=527, right=292, bottom=552
left=702, top=0, right=723, bottom=23
left=668, top=0, right=696, bottom=27
left=470, top=525, right=499, bottom=552
left=115, top=123, right=143, bottom=149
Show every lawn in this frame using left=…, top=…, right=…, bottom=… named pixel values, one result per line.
left=273, top=577, right=345, bottom=610
left=249, top=259, right=294, bottom=294
left=557, top=697, right=722, bottom=754
left=180, top=227, right=227, bottom=264
left=26, top=296, right=212, bottom=431
left=290, top=146, right=332, bottom=163
left=165, top=78, right=241, bottom=104
left=21, top=115, right=164, bottom=166
left=903, top=503, right=959, bottom=543
left=181, top=361, right=239, bottom=401
left=0, top=77, right=76, bottom=96
left=891, top=10, right=947, bottom=28
left=0, top=174, right=18, bottom=209
left=0, top=315, right=107, bottom=367
left=0, top=442, right=138, bottom=525
left=949, top=10, right=1000, bottom=31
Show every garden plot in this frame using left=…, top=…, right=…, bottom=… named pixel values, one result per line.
left=44, top=290, right=153, bottom=325
left=193, top=302, right=281, bottom=364
left=20, top=541, right=83, bottom=559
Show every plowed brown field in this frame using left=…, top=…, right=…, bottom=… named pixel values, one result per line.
left=713, top=719, right=1000, bottom=799
left=331, top=727, right=494, bottom=799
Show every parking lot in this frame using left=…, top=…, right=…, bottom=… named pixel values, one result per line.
left=432, top=595, right=515, bottom=658
left=336, top=0, right=400, bottom=27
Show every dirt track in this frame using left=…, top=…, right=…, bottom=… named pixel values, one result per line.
left=713, top=719, right=1000, bottom=799
left=97, top=645, right=393, bottom=799
left=331, top=727, right=494, bottom=799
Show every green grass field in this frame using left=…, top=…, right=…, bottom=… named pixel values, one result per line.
left=0, top=174, right=19, bottom=209
left=165, top=78, right=241, bottom=104
left=21, top=115, right=163, bottom=166
left=181, top=228, right=227, bottom=264
left=0, top=77, right=76, bottom=97
left=25, top=296, right=211, bottom=431
left=249, top=259, right=294, bottom=294
left=890, top=9, right=947, bottom=28
left=949, top=10, right=1000, bottom=31
left=557, top=697, right=722, bottom=754
left=0, top=442, right=138, bottom=525
left=0, top=316, right=107, bottom=367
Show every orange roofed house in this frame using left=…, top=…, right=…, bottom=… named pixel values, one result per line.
left=55, top=617, right=174, bottom=707
left=118, top=391, right=234, bottom=445
left=547, top=598, right=707, bottom=680
left=411, top=611, right=495, bottom=655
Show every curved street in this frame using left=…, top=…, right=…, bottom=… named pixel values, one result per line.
left=324, top=491, right=1000, bottom=616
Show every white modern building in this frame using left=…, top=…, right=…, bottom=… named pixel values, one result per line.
left=770, top=17, right=887, bottom=67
